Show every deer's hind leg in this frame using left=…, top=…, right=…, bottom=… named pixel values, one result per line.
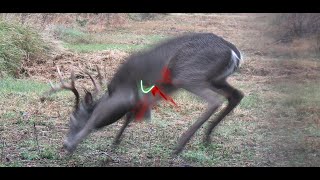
left=172, top=83, right=223, bottom=155
left=203, top=80, right=244, bottom=145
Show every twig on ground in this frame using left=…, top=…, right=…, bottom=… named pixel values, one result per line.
left=33, top=122, right=41, bottom=154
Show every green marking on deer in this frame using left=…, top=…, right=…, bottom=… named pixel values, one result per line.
left=140, top=80, right=155, bottom=94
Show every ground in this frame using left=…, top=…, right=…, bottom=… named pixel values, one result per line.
left=0, top=13, right=319, bottom=167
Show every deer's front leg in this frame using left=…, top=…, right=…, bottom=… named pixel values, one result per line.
left=112, top=112, right=134, bottom=146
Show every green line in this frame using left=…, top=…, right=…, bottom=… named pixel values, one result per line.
left=140, top=80, right=155, bottom=94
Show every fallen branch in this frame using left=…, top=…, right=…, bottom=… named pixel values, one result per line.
left=33, top=122, right=41, bottom=155
left=0, top=138, right=4, bottom=163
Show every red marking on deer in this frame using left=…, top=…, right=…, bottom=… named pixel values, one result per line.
left=134, top=96, right=149, bottom=121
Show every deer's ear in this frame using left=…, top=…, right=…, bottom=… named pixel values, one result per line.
left=84, top=92, right=93, bottom=105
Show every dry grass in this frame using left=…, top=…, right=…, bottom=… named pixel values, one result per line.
left=0, top=13, right=129, bottom=32
left=1, top=13, right=320, bottom=167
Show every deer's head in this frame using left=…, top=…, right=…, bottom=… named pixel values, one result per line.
left=41, top=66, right=137, bottom=153
left=40, top=66, right=106, bottom=152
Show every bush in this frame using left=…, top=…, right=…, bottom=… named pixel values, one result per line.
left=271, top=13, right=320, bottom=43
left=0, top=21, right=48, bottom=77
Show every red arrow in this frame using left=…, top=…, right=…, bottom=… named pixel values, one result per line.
left=151, top=86, right=177, bottom=106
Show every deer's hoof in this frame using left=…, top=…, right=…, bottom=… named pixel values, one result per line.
left=172, top=147, right=183, bottom=157
left=202, top=136, right=211, bottom=147
left=110, top=140, right=120, bottom=150
left=63, top=140, right=76, bottom=154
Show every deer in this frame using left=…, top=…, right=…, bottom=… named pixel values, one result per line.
left=41, top=32, right=244, bottom=156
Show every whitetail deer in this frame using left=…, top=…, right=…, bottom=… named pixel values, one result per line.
left=41, top=33, right=244, bottom=155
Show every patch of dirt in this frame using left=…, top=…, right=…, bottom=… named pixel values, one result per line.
left=21, top=50, right=129, bottom=91
left=240, top=55, right=320, bottom=84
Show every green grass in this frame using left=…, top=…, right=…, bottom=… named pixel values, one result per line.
left=52, top=25, right=93, bottom=44
left=39, top=146, right=57, bottom=160
left=19, top=143, right=57, bottom=161
left=183, top=150, right=212, bottom=164
left=173, top=90, right=203, bottom=103
left=216, top=119, right=251, bottom=137
left=182, top=142, right=245, bottom=166
left=0, top=77, right=74, bottom=100
left=54, top=27, right=169, bottom=53
left=148, top=143, right=171, bottom=158
left=20, top=139, right=38, bottom=148
left=0, top=77, right=74, bottom=128
left=6, top=162, right=23, bottom=167
left=143, top=34, right=168, bottom=44
left=239, top=93, right=261, bottom=109
left=62, top=33, right=168, bottom=53
left=1, top=111, right=18, bottom=119
left=20, top=150, right=39, bottom=160
left=0, top=77, right=48, bottom=93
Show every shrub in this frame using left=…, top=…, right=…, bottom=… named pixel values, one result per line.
left=0, top=21, right=48, bottom=77
left=271, top=13, right=320, bottom=43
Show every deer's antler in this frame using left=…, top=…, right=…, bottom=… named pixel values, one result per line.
left=40, top=66, right=80, bottom=109
left=84, top=65, right=106, bottom=96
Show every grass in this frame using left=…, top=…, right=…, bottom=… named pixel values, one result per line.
left=0, top=21, right=49, bottom=77
left=1, top=14, right=320, bottom=167
left=99, top=32, right=167, bottom=45
left=0, top=77, right=48, bottom=94
left=0, top=77, right=77, bottom=110
left=245, top=76, right=320, bottom=166
left=62, top=33, right=168, bottom=53
left=39, top=145, right=57, bottom=160
left=6, top=162, right=23, bottom=167
left=1, top=111, right=18, bottom=119
left=0, top=78, right=71, bottom=166
left=20, top=150, right=39, bottom=160
left=52, top=25, right=168, bottom=53
left=0, top=77, right=75, bottom=129
left=64, top=43, right=146, bottom=53
left=18, top=142, right=57, bottom=161
left=183, top=150, right=212, bottom=164
left=275, top=81, right=320, bottom=108
left=239, top=93, right=261, bottom=110
left=52, top=25, right=93, bottom=44
left=305, top=125, right=320, bottom=137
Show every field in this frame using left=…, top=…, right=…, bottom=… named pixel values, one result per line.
left=0, top=13, right=319, bottom=167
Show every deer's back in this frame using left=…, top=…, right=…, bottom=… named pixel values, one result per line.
left=108, top=33, right=241, bottom=92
